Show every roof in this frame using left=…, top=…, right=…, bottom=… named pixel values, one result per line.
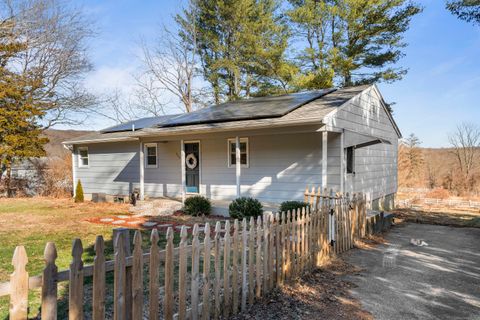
left=63, top=85, right=372, bottom=145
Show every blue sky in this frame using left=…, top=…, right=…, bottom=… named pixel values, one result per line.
left=76, top=0, right=480, bottom=148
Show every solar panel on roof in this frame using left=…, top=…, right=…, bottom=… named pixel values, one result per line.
left=101, top=115, right=180, bottom=133
left=159, top=89, right=336, bottom=127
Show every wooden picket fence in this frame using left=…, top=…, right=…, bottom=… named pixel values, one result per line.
left=1, top=187, right=366, bottom=320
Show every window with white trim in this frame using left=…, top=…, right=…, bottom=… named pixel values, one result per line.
left=228, top=138, right=249, bottom=167
left=78, top=147, right=89, bottom=167
left=145, top=143, right=158, bottom=168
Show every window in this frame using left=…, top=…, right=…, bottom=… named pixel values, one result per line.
left=78, top=147, right=89, bottom=167
left=145, top=143, right=158, bottom=168
left=346, top=147, right=355, bottom=174
left=228, top=138, right=249, bottom=167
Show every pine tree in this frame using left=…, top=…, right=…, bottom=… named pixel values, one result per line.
left=447, top=0, right=480, bottom=26
left=0, top=19, right=48, bottom=194
left=287, top=0, right=421, bottom=88
left=182, top=0, right=293, bottom=102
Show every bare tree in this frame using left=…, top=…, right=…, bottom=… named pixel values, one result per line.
left=448, top=122, right=480, bottom=192
left=1, top=0, right=95, bottom=128
left=138, top=2, right=201, bottom=114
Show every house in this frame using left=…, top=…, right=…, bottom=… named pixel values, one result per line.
left=63, top=84, right=401, bottom=212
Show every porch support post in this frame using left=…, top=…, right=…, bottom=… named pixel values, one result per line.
left=181, top=140, right=186, bottom=204
left=322, top=131, right=328, bottom=189
left=340, top=130, right=345, bottom=194
left=235, top=136, right=241, bottom=197
left=71, top=147, right=77, bottom=197
left=139, top=140, right=145, bottom=200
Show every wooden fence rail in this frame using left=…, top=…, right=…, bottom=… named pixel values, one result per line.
left=1, top=187, right=366, bottom=320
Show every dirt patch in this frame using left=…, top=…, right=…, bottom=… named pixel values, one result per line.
left=232, top=257, right=373, bottom=320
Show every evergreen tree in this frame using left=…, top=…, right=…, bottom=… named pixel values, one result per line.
left=447, top=0, right=480, bottom=26
left=0, top=19, right=48, bottom=194
left=183, top=0, right=292, bottom=102
left=75, top=180, right=84, bottom=203
left=288, top=0, right=421, bottom=87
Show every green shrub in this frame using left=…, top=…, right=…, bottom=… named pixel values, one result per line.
left=229, top=197, right=263, bottom=219
left=184, top=196, right=211, bottom=216
left=74, top=180, right=84, bottom=203
left=279, top=201, right=310, bottom=214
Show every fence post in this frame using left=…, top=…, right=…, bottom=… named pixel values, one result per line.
left=93, top=236, right=105, bottom=320
left=42, top=242, right=58, bottom=320
left=202, top=223, right=211, bottom=320
left=149, top=229, right=160, bottom=320
left=164, top=227, right=174, bottom=320
left=268, top=214, right=275, bottom=289
left=10, top=246, right=29, bottom=320
left=132, top=231, right=143, bottom=320
left=191, top=224, right=200, bottom=320
left=69, top=239, right=84, bottom=320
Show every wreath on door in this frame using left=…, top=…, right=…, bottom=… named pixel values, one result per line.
left=185, top=153, right=198, bottom=169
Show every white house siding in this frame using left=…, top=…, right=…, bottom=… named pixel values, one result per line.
left=74, top=141, right=140, bottom=196
left=200, top=132, right=341, bottom=203
left=326, top=86, right=399, bottom=203
left=75, top=130, right=341, bottom=204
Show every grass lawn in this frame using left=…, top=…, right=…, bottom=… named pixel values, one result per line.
left=0, top=197, right=131, bottom=318
left=0, top=197, right=227, bottom=319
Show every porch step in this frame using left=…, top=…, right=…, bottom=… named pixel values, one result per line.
left=129, top=199, right=183, bottom=216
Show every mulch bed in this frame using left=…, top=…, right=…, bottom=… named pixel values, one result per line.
left=84, top=211, right=230, bottom=233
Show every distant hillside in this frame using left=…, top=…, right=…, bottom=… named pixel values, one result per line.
left=43, top=129, right=93, bottom=158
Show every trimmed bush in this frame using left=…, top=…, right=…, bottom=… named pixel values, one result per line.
left=74, top=180, right=84, bottom=203
left=229, top=197, right=263, bottom=219
left=279, top=201, right=310, bottom=214
left=184, top=195, right=211, bottom=216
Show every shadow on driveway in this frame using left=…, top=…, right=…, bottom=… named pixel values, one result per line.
left=344, top=223, right=480, bottom=320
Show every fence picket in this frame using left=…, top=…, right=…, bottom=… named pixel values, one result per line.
left=262, top=214, right=269, bottom=291
left=42, top=242, right=57, bottom=320
left=241, top=218, right=248, bottom=311
left=255, top=216, right=262, bottom=298
left=202, top=223, right=211, bottom=320
left=213, top=222, right=222, bottom=320
left=164, top=227, right=174, bottom=320
left=132, top=231, right=143, bottom=320
left=223, top=220, right=232, bottom=318
left=114, top=234, right=126, bottom=320
left=232, top=219, right=239, bottom=314
left=93, top=236, right=105, bottom=320
left=275, top=212, right=282, bottom=285
left=10, top=246, right=28, bottom=320
left=149, top=229, right=160, bottom=320
left=285, top=211, right=291, bottom=280
left=178, top=226, right=188, bottom=320
left=69, top=239, right=84, bottom=320
left=191, top=224, right=200, bottom=320
left=248, top=217, right=255, bottom=305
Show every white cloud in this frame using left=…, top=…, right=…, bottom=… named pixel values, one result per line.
left=84, top=65, right=137, bottom=95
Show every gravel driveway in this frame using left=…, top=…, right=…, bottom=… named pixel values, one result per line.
left=344, top=223, right=480, bottom=320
